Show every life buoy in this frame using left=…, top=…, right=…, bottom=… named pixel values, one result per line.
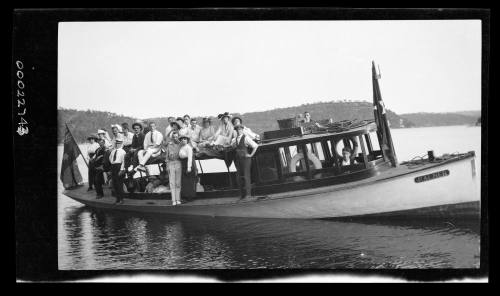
left=334, top=137, right=359, bottom=158
left=289, top=152, right=322, bottom=173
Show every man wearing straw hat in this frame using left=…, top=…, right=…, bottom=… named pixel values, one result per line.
left=109, top=135, right=126, bottom=204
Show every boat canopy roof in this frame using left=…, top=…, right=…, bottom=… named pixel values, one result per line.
left=259, top=121, right=377, bottom=149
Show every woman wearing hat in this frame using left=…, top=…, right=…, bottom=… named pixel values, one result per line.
left=86, top=134, right=100, bottom=191
left=165, top=131, right=183, bottom=205
left=179, top=134, right=198, bottom=200
left=231, top=117, right=260, bottom=141
left=165, top=118, right=182, bottom=144
left=198, top=117, right=215, bottom=148
left=211, top=112, right=234, bottom=146
left=110, top=124, right=124, bottom=146
left=177, top=117, right=192, bottom=138
left=97, top=129, right=113, bottom=150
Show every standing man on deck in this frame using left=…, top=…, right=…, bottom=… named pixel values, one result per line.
left=109, top=136, right=126, bottom=204
left=231, top=123, right=258, bottom=199
left=92, top=139, right=107, bottom=199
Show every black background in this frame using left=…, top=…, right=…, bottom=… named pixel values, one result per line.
left=12, top=7, right=490, bottom=282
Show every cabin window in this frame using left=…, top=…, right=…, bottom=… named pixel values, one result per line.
left=255, top=151, right=279, bottom=182
left=305, top=142, right=326, bottom=162
left=278, top=145, right=311, bottom=182
left=366, top=131, right=384, bottom=161
left=333, top=137, right=360, bottom=159
left=197, top=159, right=236, bottom=191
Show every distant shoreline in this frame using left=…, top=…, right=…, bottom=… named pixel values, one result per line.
left=58, top=124, right=480, bottom=145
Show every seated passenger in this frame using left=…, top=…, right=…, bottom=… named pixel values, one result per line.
left=137, top=122, right=163, bottom=171
left=121, top=122, right=134, bottom=151
left=110, top=124, right=123, bottom=146
left=125, top=122, right=145, bottom=172
left=183, top=114, right=192, bottom=128
left=340, top=147, right=357, bottom=166
left=177, top=117, right=192, bottom=138
left=189, top=118, right=202, bottom=143
left=303, top=111, right=312, bottom=123
left=211, top=112, right=234, bottom=146
left=142, top=120, right=152, bottom=135
left=177, top=117, right=198, bottom=150
left=231, top=116, right=260, bottom=141
left=198, top=117, right=216, bottom=147
left=164, top=117, right=176, bottom=140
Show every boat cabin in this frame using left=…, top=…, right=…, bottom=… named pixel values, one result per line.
left=189, top=120, right=389, bottom=198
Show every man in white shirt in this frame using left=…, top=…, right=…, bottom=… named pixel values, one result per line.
left=231, top=124, right=259, bottom=199
left=121, top=122, right=134, bottom=149
left=109, top=136, right=126, bottom=204
left=189, top=118, right=202, bottom=143
left=137, top=122, right=164, bottom=171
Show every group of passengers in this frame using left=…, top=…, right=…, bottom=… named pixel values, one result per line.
left=85, top=112, right=260, bottom=205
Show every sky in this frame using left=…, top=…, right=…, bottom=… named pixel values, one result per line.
left=58, top=20, right=481, bottom=119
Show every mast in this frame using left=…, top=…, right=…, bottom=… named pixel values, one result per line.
left=372, top=61, right=398, bottom=167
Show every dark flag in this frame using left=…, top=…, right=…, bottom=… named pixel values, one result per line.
left=60, top=124, right=84, bottom=189
left=372, top=61, right=398, bottom=167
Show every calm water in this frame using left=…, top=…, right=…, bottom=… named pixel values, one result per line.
left=58, top=125, right=481, bottom=269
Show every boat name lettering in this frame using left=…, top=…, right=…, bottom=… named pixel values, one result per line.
left=414, top=170, right=450, bottom=183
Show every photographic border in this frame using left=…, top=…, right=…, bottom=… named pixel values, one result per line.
left=13, top=7, right=490, bottom=282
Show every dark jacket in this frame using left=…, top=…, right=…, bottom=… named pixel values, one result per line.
left=91, top=146, right=106, bottom=169
left=131, top=133, right=145, bottom=150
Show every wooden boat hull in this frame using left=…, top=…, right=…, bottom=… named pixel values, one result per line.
left=63, top=155, right=480, bottom=219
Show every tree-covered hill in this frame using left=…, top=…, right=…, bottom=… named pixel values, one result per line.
left=399, top=112, right=480, bottom=127
left=230, top=100, right=409, bottom=134
left=59, top=108, right=139, bottom=144
left=59, top=100, right=411, bottom=144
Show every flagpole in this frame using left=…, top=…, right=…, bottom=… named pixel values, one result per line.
left=65, top=122, right=89, bottom=168
left=372, top=61, right=397, bottom=167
